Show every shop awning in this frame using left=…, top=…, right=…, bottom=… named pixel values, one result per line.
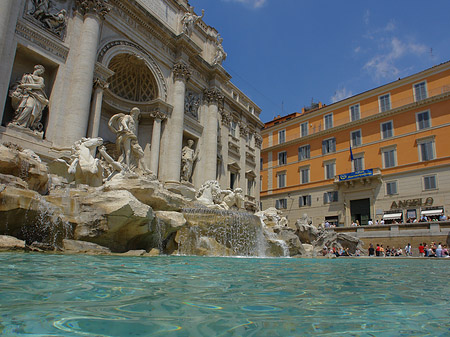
left=383, top=213, right=402, bottom=220
left=421, top=209, right=443, bottom=216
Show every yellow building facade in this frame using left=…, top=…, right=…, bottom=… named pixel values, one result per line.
left=261, top=61, right=450, bottom=227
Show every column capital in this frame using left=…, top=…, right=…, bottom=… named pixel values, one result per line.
left=254, top=133, right=263, bottom=148
left=203, top=88, right=224, bottom=105
left=239, top=121, right=249, bottom=138
left=93, top=78, right=109, bottom=90
left=220, top=110, right=232, bottom=127
left=75, top=0, right=111, bottom=19
left=173, top=63, right=191, bottom=82
left=150, top=110, right=167, bottom=120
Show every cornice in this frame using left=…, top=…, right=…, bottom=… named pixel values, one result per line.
left=263, top=62, right=450, bottom=132
left=262, top=91, right=450, bottom=153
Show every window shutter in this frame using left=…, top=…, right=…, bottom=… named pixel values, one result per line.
left=322, top=141, right=326, bottom=154
left=333, top=191, right=338, bottom=202
left=323, top=192, right=328, bottom=203
left=331, top=138, right=336, bottom=152
left=275, top=200, right=280, bottom=209
left=307, top=195, right=312, bottom=206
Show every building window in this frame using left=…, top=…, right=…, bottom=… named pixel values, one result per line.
left=414, top=81, right=427, bottom=102
left=322, top=137, right=336, bottom=154
left=298, top=144, right=310, bottom=161
left=418, top=138, right=435, bottom=161
left=381, top=121, right=393, bottom=139
left=278, top=151, right=287, bottom=165
left=300, top=167, right=310, bottom=184
left=379, top=94, right=391, bottom=112
left=300, top=122, right=308, bottom=137
left=324, top=191, right=338, bottom=203
left=386, top=181, right=398, bottom=195
left=423, top=175, right=437, bottom=190
left=416, top=111, right=431, bottom=130
left=230, top=172, right=237, bottom=190
left=230, top=121, right=237, bottom=137
left=353, top=155, right=364, bottom=172
left=351, top=130, right=362, bottom=147
left=247, top=179, right=254, bottom=196
left=324, top=161, right=335, bottom=180
left=324, top=113, right=333, bottom=130
left=350, top=104, right=360, bottom=121
left=275, top=198, right=287, bottom=209
left=260, top=158, right=263, bottom=170
left=277, top=172, right=286, bottom=188
left=299, top=195, right=312, bottom=207
left=382, top=147, right=396, bottom=168
left=278, top=130, right=286, bottom=144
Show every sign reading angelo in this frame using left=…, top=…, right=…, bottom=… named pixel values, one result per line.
left=390, top=197, right=433, bottom=210
left=339, top=169, right=373, bottom=181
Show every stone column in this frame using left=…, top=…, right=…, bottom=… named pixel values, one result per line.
left=0, top=0, right=21, bottom=123
left=202, top=88, right=223, bottom=182
left=239, top=121, right=249, bottom=192
left=60, top=0, right=110, bottom=146
left=219, top=110, right=232, bottom=188
left=87, top=78, right=108, bottom=138
left=149, top=111, right=166, bottom=177
left=162, top=63, right=190, bottom=182
left=254, top=132, right=263, bottom=207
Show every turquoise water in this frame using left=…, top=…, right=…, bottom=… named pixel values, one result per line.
left=0, top=253, right=449, bottom=336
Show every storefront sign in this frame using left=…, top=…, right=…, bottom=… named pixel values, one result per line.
left=338, top=169, right=373, bottom=181
left=390, top=197, right=433, bottom=210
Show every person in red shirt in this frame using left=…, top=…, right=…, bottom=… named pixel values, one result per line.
left=418, top=243, right=425, bottom=257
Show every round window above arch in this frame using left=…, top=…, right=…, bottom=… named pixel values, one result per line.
left=108, top=53, right=158, bottom=102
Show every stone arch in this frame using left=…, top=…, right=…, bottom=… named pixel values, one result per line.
left=97, top=40, right=167, bottom=101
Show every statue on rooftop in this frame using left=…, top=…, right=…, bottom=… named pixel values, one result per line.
left=181, top=6, right=204, bottom=36
left=9, top=65, right=49, bottom=132
left=213, top=34, right=227, bottom=66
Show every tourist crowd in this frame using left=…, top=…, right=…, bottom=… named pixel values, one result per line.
left=367, top=242, right=449, bottom=257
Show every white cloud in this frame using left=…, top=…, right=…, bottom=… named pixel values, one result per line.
left=363, top=10, right=370, bottom=25
left=331, top=86, right=353, bottom=103
left=222, top=0, right=267, bottom=9
left=354, top=46, right=361, bottom=53
left=364, top=37, right=428, bottom=80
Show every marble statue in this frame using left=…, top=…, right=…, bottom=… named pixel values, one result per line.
left=184, top=92, right=200, bottom=119
left=29, top=0, right=67, bottom=36
left=196, top=180, right=222, bottom=207
left=181, top=6, right=204, bottom=36
left=220, top=187, right=245, bottom=210
left=213, top=35, right=227, bottom=66
left=181, top=139, right=198, bottom=183
left=9, top=65, right=49, bottom=132
left=108, top=107, right=150, bottom=174
left=68, top=137, right=104, bottom=187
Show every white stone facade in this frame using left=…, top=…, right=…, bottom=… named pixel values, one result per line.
left=0, top=0, right=263, bottom=209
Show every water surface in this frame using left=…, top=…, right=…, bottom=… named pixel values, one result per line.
left=0, top=253, right=449, bottom=336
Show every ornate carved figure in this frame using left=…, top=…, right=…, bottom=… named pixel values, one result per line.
left=28, top=0, right=67, bottom=36
left=181, top=139, right=198, bottom=183
left=196, top=180, right=222, bottom=206
left=184, top=92, right=200, bottom=119
left=108, top=107, right=150, bottom=174
left=9, top=65, right=49, bottom=132
left=213, top=35, right=227, bottom=66
left=181, top=6, right=204, bottom=36
left=68, top=137, right=104, bottom=187
left=221, top=188, right=245, bottom=210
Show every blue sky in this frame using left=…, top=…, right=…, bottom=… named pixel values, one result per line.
left=189, top=0, right=450, bottom=123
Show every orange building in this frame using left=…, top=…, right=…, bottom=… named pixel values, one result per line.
left=260, top=61, right=450, bottom=227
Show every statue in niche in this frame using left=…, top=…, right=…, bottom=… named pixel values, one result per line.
left=181, top=6, right=204, bottom=36
left=28, top=0, right=67, bottom=37
left=181, top=139, right=198, bottom=183
left=213, top=34, right=227, bottom=66
left=184, top=92, right=200, bottom=119
left=108, top=107, right=151, bottom=175
left=9, top=64, right=49, bottom=132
